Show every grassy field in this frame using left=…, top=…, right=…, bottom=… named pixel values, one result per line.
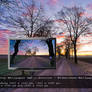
left=0, top=55, right=14, bottom=75
left=0, top=55, right=27, bottom=76
left=10, top=55, right=30, bottom=65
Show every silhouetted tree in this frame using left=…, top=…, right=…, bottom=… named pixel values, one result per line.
left=45, top=39, right=55, bottom=66
left=63, top=36, right=71, bottom=59
left=1, top=0, right=55, bottom=76
left=1, top=0, right=54, bottom=37
left=11, top=40, right=33, bottom=64
left=10, top=40, right=21, bottom=65
left=57, top=46, right=61, bottom=58
left=32, top=47, right=39, bottom=55
left=0, top=0, right=9, bottom=5
left=34, top=20, right=54, bottom=37
left=57, top=6, right=92, bottom=64
left=0, top=0, right=10, bottom=17
left=25, top=49, right=32, bottom=55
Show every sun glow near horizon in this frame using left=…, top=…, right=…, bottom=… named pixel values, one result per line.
left=56, top=35, right=92, bottom=56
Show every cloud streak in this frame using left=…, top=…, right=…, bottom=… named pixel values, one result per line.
left=47, top=0, right=59, bottom=6
left=86, top=3, right=92, bottom=10
left=0, top=30, right=16, bottom=55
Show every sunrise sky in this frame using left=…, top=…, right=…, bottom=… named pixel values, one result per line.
left=10, top=39, right=55, bottom=55
left=56, top=33, right=92, bottom=56
left=0, top=0, right=92, bottom=55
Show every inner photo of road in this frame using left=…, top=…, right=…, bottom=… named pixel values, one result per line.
left=13, top=56, right=52, bottom=68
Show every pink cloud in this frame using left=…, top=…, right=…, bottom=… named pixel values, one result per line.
left=28, top=43, right=33, bottom=47
left=84, top=12, right=92, bottom=17
left=0, top=30, right=16, bottom=55
left=86, top=3, right=92, bottom=10
left=47, top=0, right=59, bottom=6
left=40, top=0, right=44, bottom=6
left=18, top=50, right=25, bottom=55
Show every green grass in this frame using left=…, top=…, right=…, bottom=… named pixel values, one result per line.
left=0, top=55, right=31, bottom=75
left=10, top=55, right=31, bottom=64
left=0, top=56, right=32, bottom=76
left=0, top=58, right=14, bottom=75
left=0, top=58, right=8, bottom=75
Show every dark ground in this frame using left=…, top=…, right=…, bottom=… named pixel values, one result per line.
left=77, top=56, right=92, bottom=64
left=0, top=55, right=92, bottom=92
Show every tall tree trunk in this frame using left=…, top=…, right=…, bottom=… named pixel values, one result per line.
left=57, top=46, right=61, bottom=58
left=68, top=47, right=70, bottom=60
left=46, top=39, right=55, bottom=66
left=72, top=49, right=73, bottom=60
left=65, top=49, right=68, bottom=59
left=74, top=42, right=78, bottom=64
left=10, top=40, right=21, bottom=65
left=30, top=24, right=33, bottom=37
left=46, top=39, right=54, bottom=57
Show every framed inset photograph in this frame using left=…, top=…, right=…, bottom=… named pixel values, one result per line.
left=8, top=38, right=56, bottom=70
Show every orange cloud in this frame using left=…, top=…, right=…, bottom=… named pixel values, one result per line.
left=57, top=35, right=64, bottom=39
left=79, top=12, right=85, bottom=17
